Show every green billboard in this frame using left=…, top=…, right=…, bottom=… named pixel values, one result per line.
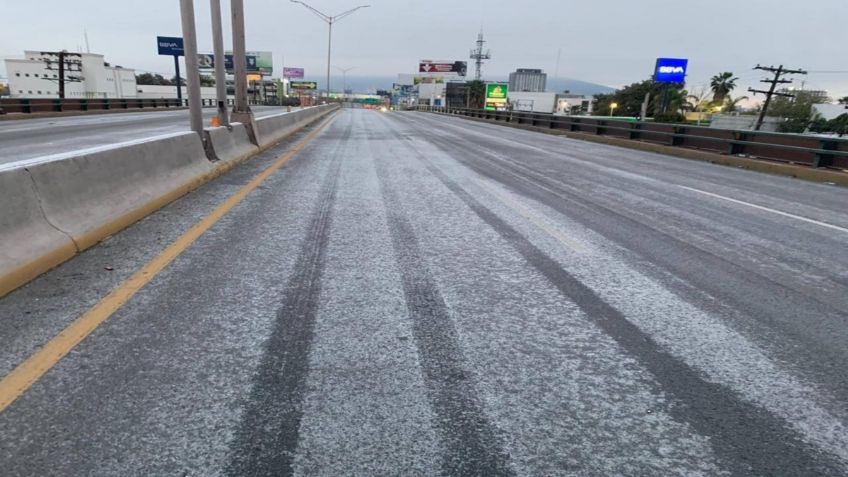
left=485, top=83, right=508, bottom=110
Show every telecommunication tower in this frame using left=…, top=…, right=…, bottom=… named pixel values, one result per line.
left=469, top=31, right=491, bottom=80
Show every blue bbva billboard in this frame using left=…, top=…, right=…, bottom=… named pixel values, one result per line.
left=654, top=58, right=688, bottom=83
left=157, top=36, right=184, bottom=56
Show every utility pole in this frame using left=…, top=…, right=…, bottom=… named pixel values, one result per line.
left=41, top=51, right=83, bottom=99
left=290, top=1, right=370, bottom=99
left=231, top=0, right=251, bottom=115
left=748, top=64, right=807, bottom=131
left=179, top=0, right=203, bottom=135
left=210, top=0, right=229, bottom=126
left=469, top=31, right=491, bottom=81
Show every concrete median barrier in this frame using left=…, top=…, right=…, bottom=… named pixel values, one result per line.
left=204, top=122, right=259, bottom=165
left=0, top=167, right=77, bottom=296
left=0, top=105, right=339, bottom=297
left=256, top=104, right=337, bottom=148
left=26, top=132, right=214, bottom=252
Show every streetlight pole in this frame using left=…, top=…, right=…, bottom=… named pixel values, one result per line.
left=231, top=0, right=250, bottom=115
left=179, top=0, right=203, bottom=135
left=610, top=102, right=618, bottom=118
left=335, top=66, right=355, bottom=100
left=210, top=0, right=229, bottom=126
left=290, top=1, right=370, bottom=99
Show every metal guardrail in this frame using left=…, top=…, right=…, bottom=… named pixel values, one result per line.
left=0, top=97, right=266, bottom=115
left=420, top=106, right=848, bottom=169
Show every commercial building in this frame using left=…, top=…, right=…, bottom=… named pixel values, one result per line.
left=4, top=51, right=136, bottom=99
left=509, top=68, right=547, bottom=93
left=509, top=91, right=593, bottom=115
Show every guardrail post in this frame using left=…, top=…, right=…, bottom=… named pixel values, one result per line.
left=596, top=120, right=605, bottom=135
left=672, top=126, right=685, bottom=146
left=814, top=139, right=837, bottom=168
left=729, top=131, right=747, bottom=156
left=629, top=122, right=641, bottom=140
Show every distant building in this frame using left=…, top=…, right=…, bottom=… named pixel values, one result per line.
left=508, top=91, right=593, bottom=115
left=508, top=68, right=547, bottom=93
left=4, top=51, right=136, bottom=99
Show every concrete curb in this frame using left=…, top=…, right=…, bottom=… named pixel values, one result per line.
left=0, top=105, right=338, bottom=297
left=431, top=112, right=848, bottom=188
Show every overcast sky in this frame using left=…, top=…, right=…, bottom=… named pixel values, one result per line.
left=2, top=0, right=846, bottom=99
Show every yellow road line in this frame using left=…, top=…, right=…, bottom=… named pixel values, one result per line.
left=0, top=114, right=337, bottom=413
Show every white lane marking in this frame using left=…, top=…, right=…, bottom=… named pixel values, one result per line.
left=678, top=185, right=848, bottom=234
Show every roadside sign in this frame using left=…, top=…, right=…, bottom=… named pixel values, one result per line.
left=197, top=54, right=258, bottom=73
left=283, top=67, right=305, bottom=79
left=157, top=36, right=184, bottom=56
left=485, top=82, right=508, bottom=110
left=290, top=81, right=318, bottom=90
left=654, top=58, right=689, bottom=83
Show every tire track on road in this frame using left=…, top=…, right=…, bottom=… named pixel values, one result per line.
left=225, top=118, right=351, bottom=477
left=375, top=150, right=516, bottom=477
left=386, top=114, right=847, bottom=475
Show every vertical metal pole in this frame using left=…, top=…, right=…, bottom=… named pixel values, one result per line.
left=231, top=0, right=250, bottom=113
left=210, top=0, right=229, bottom=126
left=174, top=55, right=182, bottom=103
left=58, top=51, right=66, bottom=100
left=179, top=0, right=203, bottom=133
left=326, top=20, right=332, bottom=98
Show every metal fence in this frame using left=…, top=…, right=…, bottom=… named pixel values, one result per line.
left=0, top=97, right=273, bottom=115
left=422, top=106, right=848, bottom=169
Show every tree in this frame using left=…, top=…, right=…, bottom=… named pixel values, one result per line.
left=593, top=79, right=687, bottom=118
left=710, top=72, right=738, bottom=103
left=838, top=96, right=848, bottom=105
left=135, top=73, right=171, bottom=85
left=768, top=90, right=830, bottom=132
left=722, top=95, right=749, bottom=113
left=466, top=80, right=486, bottom=109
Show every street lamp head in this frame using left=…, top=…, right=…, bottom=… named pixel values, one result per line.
left=611, top=102, right=618, bottom=108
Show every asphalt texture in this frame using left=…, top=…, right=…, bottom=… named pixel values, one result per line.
left=1, top=108, right=847, bottom=476
left=0, top=105, right=288, bottom=165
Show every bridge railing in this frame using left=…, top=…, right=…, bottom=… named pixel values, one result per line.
left=0, top=97, right=274, bottom=114
left=420, top=106, right=848, bottom=169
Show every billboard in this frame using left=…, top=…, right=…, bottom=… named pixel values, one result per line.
left=283, top=67, right=305, bottom=79
left=419, top=60, right=467, bottom=77
left=290, top=81, right=318, bottom=90
left=485, top=83, right=508, bottom=110
left=197, top=54, right=258, bottom=73
left=654, top=58, right=688, bottom=83
left=157, top=36, right=184, bottom=56
left=215, top=50, right=273, bottom=75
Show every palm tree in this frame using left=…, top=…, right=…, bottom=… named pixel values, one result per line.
left=710, top=72, right=738, bottom=103
left=723, top=95, right=749, bottom=113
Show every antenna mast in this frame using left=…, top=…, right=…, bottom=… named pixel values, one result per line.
left=469, top=31, right=491, bottom=81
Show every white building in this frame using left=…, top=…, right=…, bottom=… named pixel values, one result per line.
left=4, top=51, right=136, bottom=99
left=509, top=92, right=593, bottom=115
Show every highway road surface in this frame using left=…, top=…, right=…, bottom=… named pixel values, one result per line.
left=0, top=105, right=289, bottom=165
left=1, top=108, right=847, bottom=476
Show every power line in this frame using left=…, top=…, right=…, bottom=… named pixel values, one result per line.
left=748, top=64, right=807, bottom=131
